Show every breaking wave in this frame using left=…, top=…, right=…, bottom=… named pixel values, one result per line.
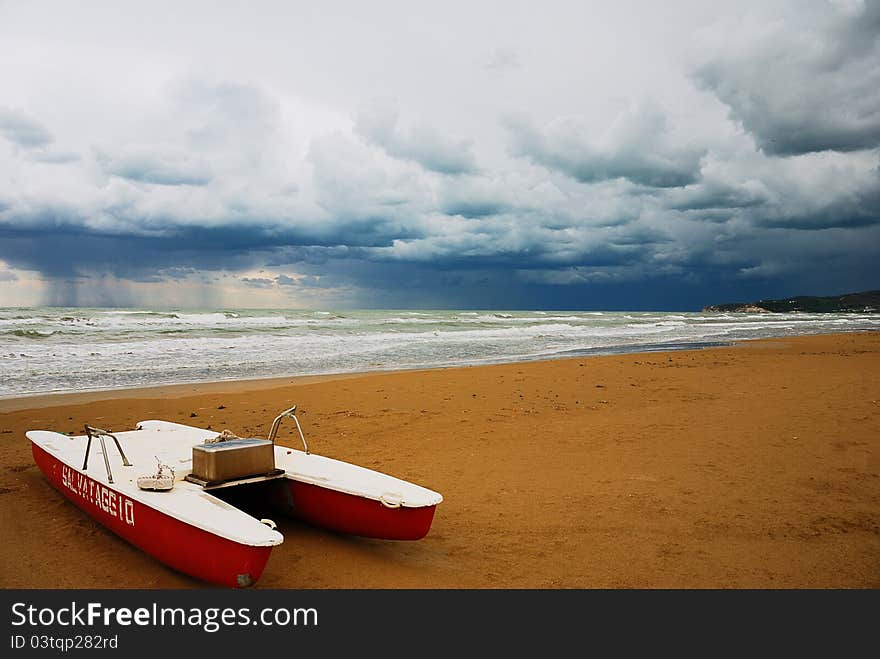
left=0, top=307, right=877, bottom=396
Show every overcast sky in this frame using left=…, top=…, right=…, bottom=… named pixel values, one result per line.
left=1, top=0, right=878, bottom=310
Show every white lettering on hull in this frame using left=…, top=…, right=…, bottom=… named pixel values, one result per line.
left=60, top=464, right=135, bottom=526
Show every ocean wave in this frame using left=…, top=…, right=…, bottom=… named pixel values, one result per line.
left=98, top=310, right=181, bottom=319
left=6, top=329, right=56, bottom=339
left=1, top=307, right=878, bottom=397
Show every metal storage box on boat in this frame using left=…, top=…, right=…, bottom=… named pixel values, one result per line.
left=190, top=439, right=276, bottom=483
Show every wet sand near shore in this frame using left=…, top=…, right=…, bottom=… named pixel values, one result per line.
left=1, top=332, right=878, bottom=588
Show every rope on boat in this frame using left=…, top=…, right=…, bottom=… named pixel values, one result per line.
left=203, top=429, right=241, bottom=443
left=137, top=456, right=176, bottom=491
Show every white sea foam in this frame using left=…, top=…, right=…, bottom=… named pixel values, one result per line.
left=0, top=307, right=877, bottom=396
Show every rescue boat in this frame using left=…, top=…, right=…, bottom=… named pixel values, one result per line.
left=27, top=405, right=442, bottom=586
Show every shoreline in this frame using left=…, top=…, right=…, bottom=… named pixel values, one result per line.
left=1, top=330, right=877, bottom=588
left=0, top=334, right=835, bottom=413
left=0, top=371, right=375, bottom=414
left=0, top=337, right=744, bottom=410
left=3, top=306, right=877, bottom=405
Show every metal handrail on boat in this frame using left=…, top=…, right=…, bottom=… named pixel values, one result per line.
left=268, top=405, right=309, bottom=454
left=83, top=425, right=132, bottom=484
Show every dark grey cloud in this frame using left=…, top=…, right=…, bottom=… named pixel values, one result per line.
left=0, top=108, right=53, bottom=148
left=355, top=105, right=478, bottom=174
left=239, top=273, right=327, bottom=293
left=275, top=273, right=321, bottom=287
left=241, top=277, right=274, bottom=288
left=442, top=199, right=508, bottom=218
left=285, top=216, right=879, bottom=309
left=2, top=195, right=877, bottom=310
left=0, top=221, right=273, bottom=280
left=438, top=178, right=513, bottom=218
left=272, top=236, right=853, bottom=311
left=27, top=149, right=80, bottom=164
left=610, top=225, right=672, bottom=247
left=693, top=1, right=880, bottom=155
left=663, top=152, right=880, bottom=231
left=436, top=174, right=561, bottom=220
left=265, top=245, right=362, bottom=268
left=0, top=109, right=79, bottom=164
left=753, top=182, right=880, bottom=230
left=97, top=147, right=213, bottom=186
left=504, top=105, right=704, bottom=187
left=665, top=180, right=768, bottom=211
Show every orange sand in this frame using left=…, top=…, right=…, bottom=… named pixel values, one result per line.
left=1, top=332, right=878, bottom=588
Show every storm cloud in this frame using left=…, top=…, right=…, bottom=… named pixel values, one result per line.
left=0, top=108, right=53, bottom=148
left=504, top=104, right=705, bottom=188
left=693, top=0, right=880, bottom=155
left=355, top=104, right=478, bottom=175
left=0, top=0, right=878, bottom=310
left=97, top=146, right=213, bottom=186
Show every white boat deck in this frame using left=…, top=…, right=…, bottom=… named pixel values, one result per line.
left=137, top=420, right=444, bottom=508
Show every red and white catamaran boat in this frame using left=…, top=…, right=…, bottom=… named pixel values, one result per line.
left=27, top=406, right=443, bottom=587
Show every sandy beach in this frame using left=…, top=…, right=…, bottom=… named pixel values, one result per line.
left=1, top=331, right=878, bottom=589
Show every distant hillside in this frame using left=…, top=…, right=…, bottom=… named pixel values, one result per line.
left=703, top=290, right=880, bottom=313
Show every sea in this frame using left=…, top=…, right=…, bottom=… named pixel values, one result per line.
left=1, top=307, right=877, bottom=398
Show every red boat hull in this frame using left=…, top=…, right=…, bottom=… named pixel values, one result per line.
left=32, top=443, right=273, bottom=587
left=271, top=479, right=437, bottom=540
